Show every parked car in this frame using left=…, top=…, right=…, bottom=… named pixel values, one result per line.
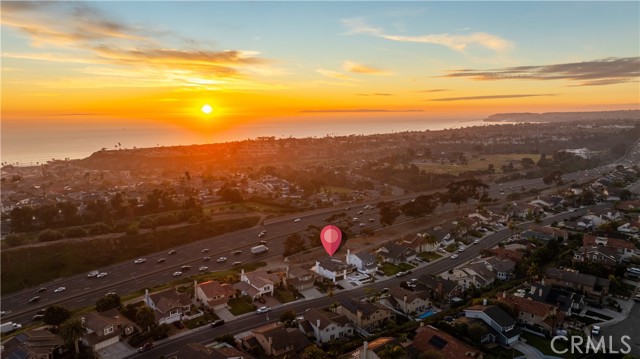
left=138, top=342, right=153, bottom=353
left=473, top=239, right=480, bottom=244
left=210, top=319, right=225, bottom=328
left=173, top=321, right=184, bottom=329
left=451, top=254, right=459, bottom=259
left=256, top=306, right=271, bottom=314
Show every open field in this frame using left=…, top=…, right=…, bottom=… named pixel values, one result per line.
left=203, top=201, right=294, bottom=214
left=415, top=154, right=541, bottom=175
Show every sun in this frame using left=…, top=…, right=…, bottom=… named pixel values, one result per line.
left=201, top=104, right=213, bottom=114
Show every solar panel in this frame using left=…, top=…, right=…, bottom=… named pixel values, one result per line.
left=429, top=335, right=448, bottom=349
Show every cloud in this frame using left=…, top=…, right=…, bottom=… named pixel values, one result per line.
left=1, top=2, right=275, bottom=89
left=316, top=68, right=354, bottom=81
left=357, top=93, right=393, bottom=96
left=343, top=17, right=513, bottom=53
left=417, top=89, right=450, bottom=93
left=427, top=94, right=556, bottom=102
left=343, top=60, right=391, bottom=75
left=300, top=109, right=422, bottom=113
left=444, top=57, right=640, bottom=86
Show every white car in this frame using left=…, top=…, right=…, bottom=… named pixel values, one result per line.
left=87, top=271, right=99, bottom=278
left=359, top=223, right=366, bottom=227
left=256, top=306, right=271, bottom=314
left=199, top=266, right=208, bottom=272
left=54, top=286, right=66, bottom=293
left=134, top=258, right=146, bottom=264
left=458, top=247, right=465, bottom=252
left=97, top=272, right=108, bottom=278
left=451, top=254, right=459, bottom=259
left=294, top=218, right=301, bottom=222
left=173, top=271, right=182, bottom=277
left=369, top=218, right=375, bottom=222
left=201, top=248, right=210, bottom=253
left=216, top=257, right=228, bottom=263
left=473, top=239, right=480, bottom=244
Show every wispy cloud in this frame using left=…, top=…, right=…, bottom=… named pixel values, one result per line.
left=316, top=68, right=354, bottom=81
left=417, top=89, right=450, bottom=93
left=357, top=93, right=393, bottom=96
left=343, top=60, right=391, bottom=75
left=427, top=94, right=556, bottom=102
left=300, top=109, right=422, bottom=113
left=444, top=57, right=640, bottom=86
left=343, top=18, right=513, bottom=53
left=0, top=2, right=277, bottom=90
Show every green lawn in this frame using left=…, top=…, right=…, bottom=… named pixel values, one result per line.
left=380, top=262, right=402, bottom=276
left=274, top=287, right=296, bottom=303
left=521, top=332, right=578, bottom=359
left=183, top=311, right=220, bottom=329
left=415, top=154, right=541, bottom=175
left=228, top=298, right=257, bottom=316
left=398, top=262, right=416, bottom=271
left=490, top=345, right=525, bottom=358
left=418, top=252, right=442, bottom=262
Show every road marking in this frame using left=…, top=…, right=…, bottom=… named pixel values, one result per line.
left=74, top=298, right=85, bottom=303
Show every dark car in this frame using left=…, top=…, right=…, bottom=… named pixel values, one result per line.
left=181, top=265, right=191, bottom=271
left=28, top=296, right=41, bottom=304
left=138, top=342, right=153, bottom=352
left=210, top=319, right=225, bottom=328
left=173, top=321, right=185, bottom=329
left=36, top=287, right=47, bottom=293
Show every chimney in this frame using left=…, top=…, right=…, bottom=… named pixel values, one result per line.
left=145, top=289, right=150, bottom=305
left=317, top=319, right=321, bottom=329
left=482, top=298, right=487, bottom=306
left=362, top=341, right=368, bottom=359
left=346, top=249, right=351, bottom=264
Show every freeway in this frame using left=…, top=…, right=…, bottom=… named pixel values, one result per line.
left=129, top=205, right=607, bottom=358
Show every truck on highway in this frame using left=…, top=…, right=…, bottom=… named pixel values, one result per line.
left=1, top=322, right=22, bottom=334
left=251, top=245, right=269, bottom=254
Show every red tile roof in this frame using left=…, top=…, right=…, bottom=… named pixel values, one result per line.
left=413, top=325, right=482, bottom=359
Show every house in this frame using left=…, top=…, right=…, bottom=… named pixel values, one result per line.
left=497, top=293, right=564, bottom=336
left=315, top=257, right=354, bottom=283
left=0, top=329, right=65, bottom=359
left=543, top=268, right=609, bottom=299
left=464, top=305, right=520, bottom=345
left=346, top=250, right=378, bottom=275
left=583, top=235, right=636, bottom=261
left=490, top=247, right=525, bottom=262
left=526, top=284, right=585, bottom=316
left=573, top=246, right=619, bottom=267
left=427, top=226, right=454, bottom=247
left=382, top=287, right=431, bottom=315
left=508, top=203, right=543, bottom=219
left=484, top=257, right=516, bottom=281
left=530, top=196, right=564, bottom=210
left=144, top=288, right=192, bottom=325
left=377, top=243, right=416, bottom=264
left=195, top=280, right=236, bottom=310
left=302, top=307, right=353, bottom=343
left=337, top=297, right=394, bottom=332
left=181, top=342, right=252, bottom=359
left=417, top=275, right=462, bottom=303
left=521, top=226, right=568, bottom=242
left=344, top=337, right=401, bottom=359
left=441, top=262, right=496, bottom=290
left=252, top=322, right=311, bottom=358
left=83, top=308, right=135, bottom=352
left=617, top=221, right=640, bottom=234
left=286, top=266, right=318, bottom=292
left=403, top=233, right=439, bottom=253
left=234, top=269, right=284, bottom=300
left=410, top=325, right=484, bottom=359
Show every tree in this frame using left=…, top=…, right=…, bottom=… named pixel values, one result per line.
left=38, top=229, right=64, bottom=242
left=5, top=233, right=26, bottom=247
left=44, top=305, right=72, bottom=328
left=35, top=204, right=60, bottom=228
left=218, top=186, right=244, bottom=202
left=284, top=233, right=306, bottom=257
left=135, top=306, right=156, bottom=332
left=96, top=294, right=122, bottom=312
left=279, top=310, right=297, bottom=326
left=521, top=157, right=535, bottom=168
left=379, top=344, right=406, bottom=359
left=59, top=318, right=87, bottom=357
left=301, top=345, right=331, bottom=359
left=377, top=201, right=401, bottom=226
left=467, top=322, right=489, bottom=342
left=9, top=206, right=35, bottom=232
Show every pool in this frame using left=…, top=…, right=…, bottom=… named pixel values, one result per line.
left=417, top=310, right=435, bottom=319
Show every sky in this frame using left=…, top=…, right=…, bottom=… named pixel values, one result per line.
left=2, top=1, right=639, bottom=132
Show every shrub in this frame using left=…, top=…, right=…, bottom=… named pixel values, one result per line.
left=88, top=222, right=111, bottom=235
left=5, top=233, right=27, bottom=247
left=126, top=222, right=139, bottom=235
left=63, top=227, right=87, bottom=238
left=38, top=229, right=64, bottom=242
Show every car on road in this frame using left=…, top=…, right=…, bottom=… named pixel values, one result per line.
left=173, top=271, right=182, bottom=277
left=97, top=272, right=108, bottom=278
left=458, top=247, right=465, bottom=252
left=359, top=223, right=366, bottom=227
left=105, top=292, right=116, bottom=296
left=168, top=249, right=177, bottom=255
left=258, top=230, right=267, bottom=237
left=33, top=314, right=45, bottom=321
left=157, top=258, right=166, bottom=263
left=87, top=271, right=99, bottom=278
left=210, top=319, right=225, bottom=328
left=138, top=342, right=153, bottom=353
left=181, top=265, right=191, bottom=271
left=199, top=266, right=208, bottom=272
left=353, top=218, right=359, bottom=222
left=357, top=211, right=364, bottom=215
left=369, top=218, right=375, bottom=222
left=28, top=296, right=41, bottom=304
left=256, top=306, right=271, bottom=314
left=216, top=257, right=228, bottom=263
left=36, top=309, right=46, bottom=315
left=395, top=271, right=407, bottom=278
left=634, top=294, right=640, bottom=303
left=473, top=239, right=480, bottom=244
left=294, top=218, right=301, bottom=222
left=134, top=258, right=146, bottom=264
left=54, top=287, right=66, bottom=293
left=233, top=250, right=242, bottom=255
left=233, top=261, right=242, bottom=266
left=203, top=256, right=211, bottom=261
left=451, top=254, right=459, bottom=259
left=201, top=248, right=210, bottom=253
left=259, top=240, right=267, bottom=245
left=36, top=287, right=47, bottom=293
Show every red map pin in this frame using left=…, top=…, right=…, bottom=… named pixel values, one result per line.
left=320, top=225, right=342, bottom=256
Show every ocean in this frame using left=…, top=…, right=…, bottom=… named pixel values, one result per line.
left=1, top=117, right=490, bottom=166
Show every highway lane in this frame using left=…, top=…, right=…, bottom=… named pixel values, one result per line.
left=0, top=162, right=616, bottom=324
left=129, top=205, right=605, bottom=358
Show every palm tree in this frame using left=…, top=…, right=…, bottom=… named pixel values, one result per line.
left=59, top=318, right=87, bottom=357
